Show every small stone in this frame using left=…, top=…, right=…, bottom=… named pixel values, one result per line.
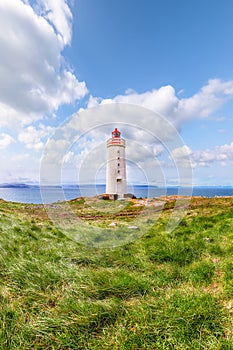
left=128, top=226, right=140, bottom=230
left=109, top=222, right=118, bottom=227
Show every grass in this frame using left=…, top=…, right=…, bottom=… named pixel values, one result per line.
left=0, top=196, right=233, bottom=349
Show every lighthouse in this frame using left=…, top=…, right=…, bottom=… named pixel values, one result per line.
left=106, top=128, right=126, bottom=198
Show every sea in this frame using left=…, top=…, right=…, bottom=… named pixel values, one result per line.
left=0, top=184, right=233, bottom=204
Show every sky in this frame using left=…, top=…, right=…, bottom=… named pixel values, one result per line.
left=0, top=0, right=233, bottom=186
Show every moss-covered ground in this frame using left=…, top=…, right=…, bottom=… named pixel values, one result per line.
left=0, top=196, right=233, bottom=349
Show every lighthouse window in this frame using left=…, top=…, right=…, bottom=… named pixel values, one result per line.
left=118, top=163, right=120, bottom=167
left=117, top=170, right=120, bottom=174
left=117, top=157, right=120, bottom=160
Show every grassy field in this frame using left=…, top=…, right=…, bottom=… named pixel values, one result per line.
left=0, top=196, right=233, bottom=349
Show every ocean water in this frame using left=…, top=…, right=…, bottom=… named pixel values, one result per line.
left=0, top=185, right=233, bottom=204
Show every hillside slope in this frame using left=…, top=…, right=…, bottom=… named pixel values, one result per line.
left=0, top=197, right=233, bottom=349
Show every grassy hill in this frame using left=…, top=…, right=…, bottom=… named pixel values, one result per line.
left=0, top=196, right=233, bottom=349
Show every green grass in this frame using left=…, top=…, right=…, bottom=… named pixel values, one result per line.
left=0, top=197, right=233, bottom=349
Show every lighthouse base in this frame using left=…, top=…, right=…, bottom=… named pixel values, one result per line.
left=100, top=193, right=135, bottom=200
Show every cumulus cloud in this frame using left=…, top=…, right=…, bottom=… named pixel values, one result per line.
left=18, top=124, right=53, bottom=151
left=126, top=142, right=164, bottom=163
left=88, top=85, right=179, bottom=123
left=40, top=102, right=191, bottom=186
left=88, top=78, right=233, bottom=128
left=176, top=79, right=233, bottom=122
left=171, top=142, right=233, bottom=168
left=215, top=142, right=233, bottom=161
left=36, top=0, right=72, bottom=45
left=0, top=0, right=88, bottom=127
left=54, top=78, right=233, bottom=183
left=0, top=133, right=15, bottom=149
left=1, top=1, right=232, bottom=185
left=37, top=74, right=233, bottom=185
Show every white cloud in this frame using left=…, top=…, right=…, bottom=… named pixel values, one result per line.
left=170, top=145, right=192, bottom=159
left=0, top=0, right=88, bottom=127
left=88, top=85, right=179, bottom=123
left=170, top=145, right=193, bottom=168
left=215, top=142, right=233, bottom=161
left=40, top=76, right=233, bottom=185
left=40, top=102, right=183, bottom=185
left=0, top=133, right=15, bottom=149
left=78, top=80, right=233, bottom=184
left=88, top=78, right=233, bottom=128
left=36, top=0, right=72, bottom=45
left=171, top=142, right=233, bottom=168
left=18, top=124, right=53, bottom=151
left=176, top=79, right=233, bottom=122
left=126, top=142, right=164, bottom=163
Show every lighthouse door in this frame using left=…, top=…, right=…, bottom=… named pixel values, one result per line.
left=117, top=178, right=122, bottom=194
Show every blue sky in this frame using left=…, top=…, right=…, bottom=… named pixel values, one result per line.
left=71, top=0, right=233, bottom=96
left=0, top=0, right=233, bottom=186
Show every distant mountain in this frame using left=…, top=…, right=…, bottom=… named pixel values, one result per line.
left=0, top=183, right=31, bottom=188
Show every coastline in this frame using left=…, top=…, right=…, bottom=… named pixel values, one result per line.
left=0, top=184, right=233, bottom=204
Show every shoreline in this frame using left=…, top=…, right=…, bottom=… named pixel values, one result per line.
left=0, top=194, right=233, bottom=206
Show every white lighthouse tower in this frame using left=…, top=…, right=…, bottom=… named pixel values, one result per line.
left=106, top=128, right=126, bottom=198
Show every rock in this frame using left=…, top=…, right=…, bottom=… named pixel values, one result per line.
left=109, top=222, right=118, bottom=227
left=100, top=194, right=110, bottom=200
left=128, top=225, right=140, bottom=230
left=124, top=193, right=136, bottom=199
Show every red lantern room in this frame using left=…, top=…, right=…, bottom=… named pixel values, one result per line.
left=112, top=128, right=121, bottom=138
